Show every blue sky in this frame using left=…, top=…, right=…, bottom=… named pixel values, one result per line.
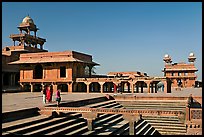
left=2, top=2, right=202, bottom=80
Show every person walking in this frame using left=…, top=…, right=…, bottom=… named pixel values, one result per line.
left=41, top=87, right=46, bottom=104
left=46, top=85, right=52, bottom=103
left=56, top=88, right=61, bottom=107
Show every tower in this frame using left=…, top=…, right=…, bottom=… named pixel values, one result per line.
left=163, top=54, right=172, bottom=64
left=9, top=15, right=46, bottom=50
left=188, top=52, right=196, bottom=64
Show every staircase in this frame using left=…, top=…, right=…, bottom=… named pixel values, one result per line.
left=2, top=99, right=159, bottom=135
left=117, top=99, right=187, bottom=135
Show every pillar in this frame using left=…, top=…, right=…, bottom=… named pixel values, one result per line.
left=68, top=82, right=72, bottom=93
left=30, top=83, right=33, bottom=92
left=52, top=83, right=57, bottom=93
left=85, top=82, right=91, bottom=93
left=123, top=114, right=141, bottom=135
left=163, top=81, right=168, bottom=93
left=99, top=82, right=105, bottom=93
left=147, top=82, right=150, bottom=93
left=82, top=112, right=98, bottom=131
left=40, top=44, right=43, bottom=50
left=131, top=83, right=134, bottom=93
left=41, top=83, right=44, bottom=91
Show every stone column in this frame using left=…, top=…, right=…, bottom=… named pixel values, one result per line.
left=68, top=82, right=72, bottom=93
left=99, top=82, right=105, bottom=93
left=82, top=112, right=98, bottom=131
left=147, top=82, right=150, bottom=93
left=41, top=83, right=44, bottom=91
left=123, top=114, right=141, bottom=135
left=30, top=83, right=33, bottom=92
left=163, top=81, right=168, bottom=93
left=131, top=83, right=134, bottom=93
left=85, top=82, right=91, bottom=93
left=52, top=83, right=58, bottom=93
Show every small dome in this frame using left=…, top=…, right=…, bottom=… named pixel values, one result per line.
left=22, top=16, right=34, bottom=24
left=189, top=52, right=194, bottom=57
left=164, top=54, right=169, bottom=58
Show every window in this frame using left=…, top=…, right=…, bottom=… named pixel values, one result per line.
left=60, top=66, right=66, bottom=78
left=184, top=72, right=188, bottom=76
left=178, top=72, right=181, bottom=76
left=171, top=73, right=174, bottom=76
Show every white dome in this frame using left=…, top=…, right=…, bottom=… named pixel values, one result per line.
left=189, top=52, right=194, bottom=57
left=164, top=54, right=169, bottom=58
left=22, top=16, right=34, bottom=24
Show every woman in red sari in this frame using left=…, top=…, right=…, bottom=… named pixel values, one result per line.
left=46, top=86, right=52, bottom=102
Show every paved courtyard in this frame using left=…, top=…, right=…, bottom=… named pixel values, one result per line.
left=2, top=88, right=202, bottom=113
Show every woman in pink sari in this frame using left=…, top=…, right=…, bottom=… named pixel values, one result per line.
left=46, top=86, right=52, bottom=102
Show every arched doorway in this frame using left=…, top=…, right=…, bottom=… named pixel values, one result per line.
left=89, top=82, right=100, bottom=92
left=33, top=64, right=43, bottom=79
left=103, top=82, right=114, bottom=93
left=73, top=82, right=87, bottom=92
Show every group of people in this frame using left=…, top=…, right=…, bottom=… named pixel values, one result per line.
left=42, top=85, right=61, bottom=107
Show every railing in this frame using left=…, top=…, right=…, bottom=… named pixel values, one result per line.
left=40, top=106, right=185, bottom=116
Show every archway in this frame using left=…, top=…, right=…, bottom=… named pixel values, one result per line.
left=73, top=82, right=87, bottom=92
left=33, top=64, right=43, bottom=79
left=103, top=82, right=114, bottom=93
left=121, top=82, right=131, bottom=93
left=89, top=82, right=100, bottom=92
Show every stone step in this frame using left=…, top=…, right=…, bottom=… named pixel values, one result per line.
left=9, top=113, right=81, bottom=135
left=53, top=121, right=87, bottom=135
left=86, top=100, right=116, bottom=108
left=136, top=120, right=150, bottom=135
left=153, top=125, right=187, bottom=130
left=110, top=122, right=129, bottom=135
left=45, top=114, right=86, bottom=135
left=82, top=114, right=123, bottom=135
left=25, top=113, right=83, bottom=135
left=97, top=120, right=129, bottom=135
left=2, top=114, right=49, bottom=132
left=147, top=121, right=185, bottom=127
left=159, top=131, right=186, bottom=135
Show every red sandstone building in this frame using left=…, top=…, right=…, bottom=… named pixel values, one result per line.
left=2, top=16, right=47, bottom=91
left=162, top=54, right=198, bottom=88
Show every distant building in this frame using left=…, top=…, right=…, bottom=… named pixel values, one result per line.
left=2, top=15, right=47, bottom=92
left=162, top=53, right=198, bottom=88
